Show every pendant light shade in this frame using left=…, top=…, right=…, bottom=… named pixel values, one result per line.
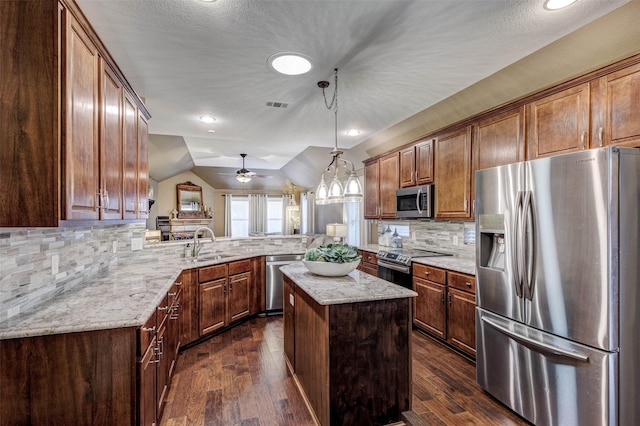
left=314, top=68, right=363, bottom=205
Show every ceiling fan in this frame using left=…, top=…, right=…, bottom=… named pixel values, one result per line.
left=222, top=153, right=273, bottom=183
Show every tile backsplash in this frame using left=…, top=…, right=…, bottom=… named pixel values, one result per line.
left=0, top=223, right=146, bottom=323
left=377, top=220, right=475, bottom=259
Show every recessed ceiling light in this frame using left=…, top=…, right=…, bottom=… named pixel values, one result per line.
left=207, top=129, right=216, bottom=133
left=268, top=52, right=313, bottom=75
left=544, top=0, right=578, bottom=10
left=345, top=129, right=361, bottom=136
left=199, top=115, right=216, bottom=123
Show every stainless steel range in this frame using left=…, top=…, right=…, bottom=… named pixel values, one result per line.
left=377, top=248, right=452, bottom=288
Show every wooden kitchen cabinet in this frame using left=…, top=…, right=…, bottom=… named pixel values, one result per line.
left=0, top=0, right=150, bottom=227
left=400, top=138, right=434, bottom=188
left=413, top=264, right=476, bottom=358
left=123, top=94, right=150, bottom=219
left=252, top=256, right=266, bottom=313
left=283, top=275, right=296, bottom=369
left=591, top=61, right=640, bottom=148
left=527, top=83, right=590, bottom=159
left=198, top=259, right=254, bottom=337
left=357, top=250, right=378, bottom=276
left=364, top=153, right=400, bottom=219
left=435, top=126, right=473, bottom=220
left=413, top=264, right=447, bottom=339
left=473, top=106, right=525, bottom=171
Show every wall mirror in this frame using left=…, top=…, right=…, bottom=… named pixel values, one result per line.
left=176, top=181, right=204, bottom=217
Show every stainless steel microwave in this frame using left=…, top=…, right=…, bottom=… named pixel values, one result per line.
left=395, top=185, right=433, bottom=218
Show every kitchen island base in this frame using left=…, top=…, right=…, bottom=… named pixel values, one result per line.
left=283, top=273, right=412, bottom=426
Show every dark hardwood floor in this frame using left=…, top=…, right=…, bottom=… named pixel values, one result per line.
left=161, top=316, right=528, bottom=426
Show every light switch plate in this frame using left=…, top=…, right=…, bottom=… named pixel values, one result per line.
left=131, top=237, right=143, bottom=251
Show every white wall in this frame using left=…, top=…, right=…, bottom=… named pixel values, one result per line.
left=157, top=171, right=216, bottom=224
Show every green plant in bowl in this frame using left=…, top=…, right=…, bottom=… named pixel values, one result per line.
left=304, top=243, right=361, bottom=263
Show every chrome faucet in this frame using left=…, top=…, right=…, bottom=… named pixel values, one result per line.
left=192, top=227, right=215, bottom=258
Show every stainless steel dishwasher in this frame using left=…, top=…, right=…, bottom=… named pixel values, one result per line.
left=265, top=254, right=303, bottom=312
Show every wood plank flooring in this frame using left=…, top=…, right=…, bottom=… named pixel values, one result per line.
left=161, top=316, right=529, bottom=426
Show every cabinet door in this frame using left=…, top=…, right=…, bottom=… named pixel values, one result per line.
left=591, top=62, right=640, bottom=148
left=283, top=275, right=295, bottom=369
left=138, top=336, right=157, bottom=426
left=474, top=106, right=525, bottom=171
left=123, top=93, right=139, bottom=219
left=448, top=288, right=476, bottom=357
left=199, top=278, right=226, bottom=335
left=379, top=152, right=399, bottom=218
left=527, top=83, right=590, bottom=159
left=137, top=113, right=149, bottom=219
left=364, top=160, right=380, bottom=219
left=228, top=271, right=251, bottom=323
left=179, top=270, right=198, bottom=345
left=435, top=127, right=472, bottom=219
left=64, top=14, right=100, bottom=220
left=99, top=60, right=123, bottom=220
left=413, top=278, right=446, bottom=339
left=399, top=146, right=416, bottom=188
left=415, top=139, right=434, bottom=185
left=251, top=256, right=265, bottom=314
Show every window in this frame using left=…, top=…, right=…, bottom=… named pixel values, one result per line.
left=345, top=202, right=361, bottom=246
left=267, top=196, right=284, bottom=234
left=230, top=196, right=249, bottom=237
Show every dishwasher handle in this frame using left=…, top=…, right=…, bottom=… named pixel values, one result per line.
left=267, top=260, right=302, bottom=266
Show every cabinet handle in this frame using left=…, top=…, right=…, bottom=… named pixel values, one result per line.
left=441, top=293, right=445, bottom=303
left=580, top=132, right=586, bottom=149
left=598, top=127, right=603, bottom=147
left=448, top=293, right=452, bottom=305
left=424, top=271, right=430, bottom=276
left=223, top=284, right=227, bottom=295
left=229, top=282, right=233, bottom=292
left=175, top=282, right=182, bottom=286
left=104, top=190, right=110, bottom=211
left=465, top=282, right=472, bottom=288
left=141, top=326, right=156, bottom=333
left=464, top=199, right=468, bottom=212
left=157, top=306, right=168, bottom=311
left=155, top=337, right=164, bottom=363
left=472, top=199, right=475, bottom=214
left=168, top=292, right=177, bottom=297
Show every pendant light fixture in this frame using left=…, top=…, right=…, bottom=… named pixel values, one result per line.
left=315, top=69, right=363, bottom=205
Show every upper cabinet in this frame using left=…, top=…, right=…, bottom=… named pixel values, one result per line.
left=435, top=127, right=472, bottom=220
left=591, top=62, right=640, bottom=148
left=527, top=83, right=590, bottom=159
left=473, top=106, right=525, bottom=171
left=399, top=139, right=434, bottom=188
left=0, top=0, right=150, bottom=227
left=364, top=152, right=399, bottom=219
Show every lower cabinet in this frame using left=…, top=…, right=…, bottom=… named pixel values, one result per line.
left=357, top=249, right=378, bottom=276
left=413, top=263, right=476, bottom=357
left=198, top=259, right=255, bottom=337
left=283, top=275, right=295, bottom=368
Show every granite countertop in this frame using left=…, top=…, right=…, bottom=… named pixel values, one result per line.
left=359, top=243, right=476, bottom=275
left=281, top=262, right=417, bottom=306
left=0, top=249, right=299, bottom=340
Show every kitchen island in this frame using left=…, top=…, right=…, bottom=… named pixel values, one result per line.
left=281, top=262, right=417, bottom=426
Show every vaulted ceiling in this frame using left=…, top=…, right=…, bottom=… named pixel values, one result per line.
left=76, top=0, right=633, bottom=191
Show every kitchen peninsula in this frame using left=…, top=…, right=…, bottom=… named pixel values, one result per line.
left=281, top=263, right=417, bottom=426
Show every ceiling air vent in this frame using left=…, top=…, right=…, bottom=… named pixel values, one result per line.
left=266, top=101, right=288, bottom=108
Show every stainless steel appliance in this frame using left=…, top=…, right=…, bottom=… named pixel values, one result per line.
left=377, top=248, right=451, bottom=288
left=475, top=147, right=640, bottom=426
left=395, top=185, right=433, bottom=218
left=265, top=254, right=304, bottom=311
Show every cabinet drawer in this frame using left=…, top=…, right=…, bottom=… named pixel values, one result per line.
left=199, top=264, right=227, bottom=283
left=138, top=311, right=157, bottom=357
left=448, top=271, right=476, bottom=294
left=413, top=263, right=446, bottom=284
left=229, top=259, right=252, bottom=275
left=362, top=251, right=377, bottom=264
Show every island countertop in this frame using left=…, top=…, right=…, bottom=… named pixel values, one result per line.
left=280, top=262, right=417, bottom=305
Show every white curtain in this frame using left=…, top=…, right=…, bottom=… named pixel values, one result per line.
left=223, top=194, right=233, bottom=236
left=248, top=194, right=268, bottom=234
left=282, top=194, right=291, bottom=235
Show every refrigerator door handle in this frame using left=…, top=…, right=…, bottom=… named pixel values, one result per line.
left=513, top=191, right=524, bottom=298
left=523, top=190, right=536, bottom=300
left=481, top=316, right=590, bottom=362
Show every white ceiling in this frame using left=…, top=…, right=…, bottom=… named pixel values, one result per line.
left=76, top=0, right=629, bottom=190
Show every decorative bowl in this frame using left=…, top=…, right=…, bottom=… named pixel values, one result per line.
left=302, top=259, right=361, bottom=277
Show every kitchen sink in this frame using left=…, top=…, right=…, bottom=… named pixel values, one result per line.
left=191, top=254, right=234, bottom=263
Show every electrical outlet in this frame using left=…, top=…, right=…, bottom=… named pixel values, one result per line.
left=411, top=231, right=416, bottom=240
left=51, top=254, right=59, bottom=275
left=289, top=294, right=294, bottom=306
left=112, top=241, right=117, bottom=254
left=131, top=237, right=143, bottom=251
left=452, top=236, right=459, bottom=246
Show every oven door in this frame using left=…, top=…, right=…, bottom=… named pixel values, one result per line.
left=377, top=259, right=413, bottom=289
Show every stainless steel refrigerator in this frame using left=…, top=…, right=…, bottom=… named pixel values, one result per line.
left=475, top=147, right=640, bottom=426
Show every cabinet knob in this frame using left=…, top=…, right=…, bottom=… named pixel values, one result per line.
left=424, top=271, right=430, bottom=275
left=175, top=281, right=182, bottom=286
left=465, top=282, right=472, bottom=287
